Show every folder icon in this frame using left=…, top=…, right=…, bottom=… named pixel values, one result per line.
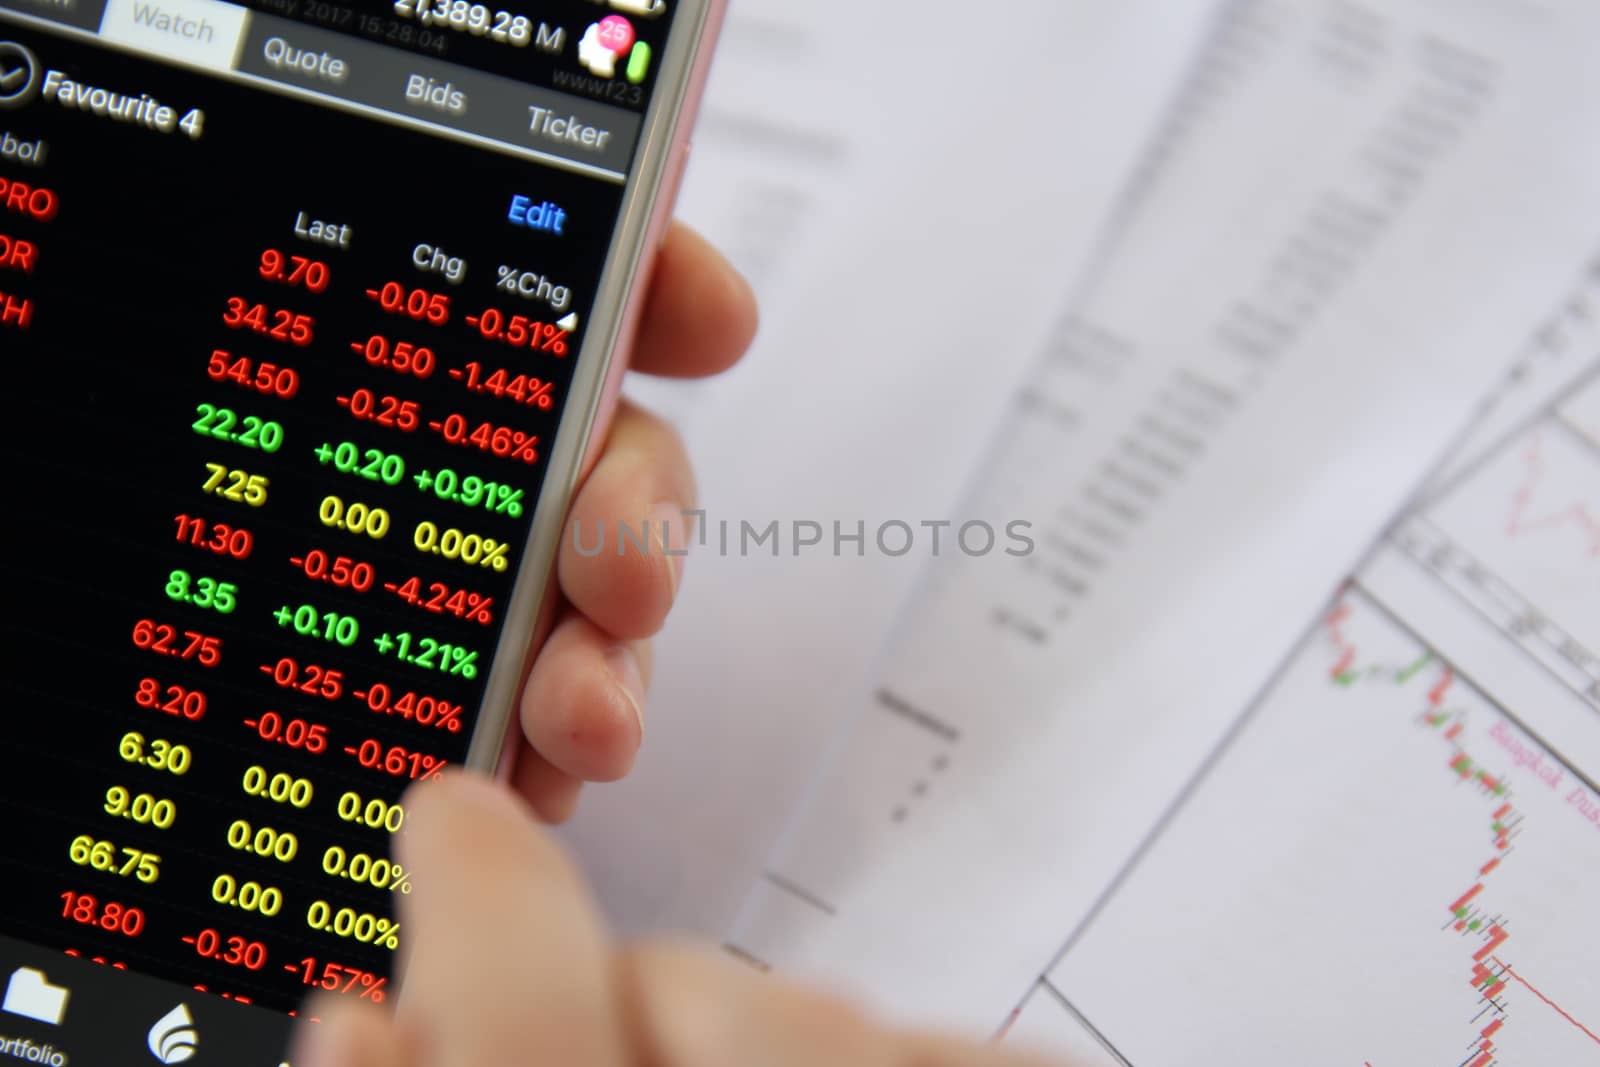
left=3, top=968, right=69, bottom=1025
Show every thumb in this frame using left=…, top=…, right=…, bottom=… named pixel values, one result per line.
left=391, top=772, right=628, bottom=1066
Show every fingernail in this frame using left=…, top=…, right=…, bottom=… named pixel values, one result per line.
left=605, top=644, right=646, bottom=740
left=651, top=500, right=691, bottom=600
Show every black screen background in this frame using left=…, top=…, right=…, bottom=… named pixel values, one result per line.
left=0, top=4, right=676, bottom=1020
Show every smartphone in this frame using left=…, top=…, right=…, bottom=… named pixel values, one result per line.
left=0, top=0, right=720, bottom=1057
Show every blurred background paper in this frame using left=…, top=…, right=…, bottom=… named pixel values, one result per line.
left=564, top=0, right=1231, bottom=937
left=1042, top=274, right=1600, bottom=1064
left=729, top=0, right=1600, bottom=1050
left=570, top=0, right=1600, bottom=1059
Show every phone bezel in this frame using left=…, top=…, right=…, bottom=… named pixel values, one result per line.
left=462, top=0, right=725, bottom=781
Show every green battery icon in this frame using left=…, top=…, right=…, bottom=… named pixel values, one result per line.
left=626, top=41, right=652, bottom=84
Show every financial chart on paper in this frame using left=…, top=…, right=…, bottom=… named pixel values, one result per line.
left=1029, top=262, right=1600, bottom=1066
left=726, top=0, right=1600, bottom=1053
left=1400, top=387, right=1600, bottom=709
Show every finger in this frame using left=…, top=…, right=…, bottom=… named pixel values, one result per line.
left=559, top=401, right=695, bottom=640
left=394, top=774, right=627, bottom=1067
left=613, top=941, right=774, bottom=1067
left=894, top=1033, right=1070, bottom=1067
left=616, top=942, right=889, bottom=1067
left=630, top=223, right=758, bottom=379
left=510, top=742, right=585, bottom=824
left=292, top=996, right=412, bottom=1067
left=616, top=942, right=1070, bottom=1067
left=520, top=611, right=653, bottom=784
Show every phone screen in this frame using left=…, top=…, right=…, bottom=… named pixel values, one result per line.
left=0, top=0, right=692, bottom=1058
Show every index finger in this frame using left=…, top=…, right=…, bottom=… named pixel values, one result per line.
left=628, top=223, right=758, bottom=379
left=392, top=773, right=627, bottom=1066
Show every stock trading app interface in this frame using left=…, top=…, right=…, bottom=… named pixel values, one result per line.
left=0, top=0, right=681, bottom=1052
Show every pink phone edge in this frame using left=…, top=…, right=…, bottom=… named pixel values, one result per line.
left=492, top=0, right=730, bottom=788
left=584, top=0, right=728, bottom=474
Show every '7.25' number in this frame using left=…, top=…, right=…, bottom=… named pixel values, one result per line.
left=203, top=463, right=269, bottom=507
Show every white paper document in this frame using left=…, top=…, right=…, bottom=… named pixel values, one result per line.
left=1047, top=267, right=1600, bottom=1064
left=567, top=0, right=1228, bottom=939
left=729, top=0, right=1600, bottom=1045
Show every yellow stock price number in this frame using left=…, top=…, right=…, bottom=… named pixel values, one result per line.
left=305, top=901, right=399, bottom=950
left=69, top=835, right=162, bottom=883
left=211, top=874, right=284, bottom=916
left=225, top=819, right=300, bottom=863
left=240, top=765, right=314, bottom=808
left=118, top=732, right=192, bottom=776
left=103, top=787, right=176, bottom=829
left=202, top=463, right=270, bottom=507
left=336, top=791, right=405, bottom=832
left=318, top=495, right=391, bottom=539
left=321, top=846, right=407, bottom=890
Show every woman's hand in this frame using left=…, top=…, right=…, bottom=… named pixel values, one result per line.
left=511, top=223, right=757, bottom=822
left=294, top=774, right=1064, bottom=1067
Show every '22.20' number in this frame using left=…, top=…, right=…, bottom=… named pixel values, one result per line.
left=223, top=297, right=314, bottom=346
